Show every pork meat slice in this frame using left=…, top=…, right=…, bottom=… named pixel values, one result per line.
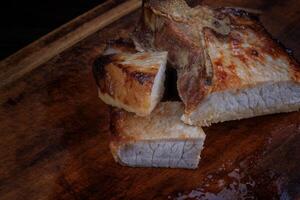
left=93, top=38, right=168, bottom=116
left=134, top=0, right=300, bottom=126
left=110, top=101, right=206, bottom=169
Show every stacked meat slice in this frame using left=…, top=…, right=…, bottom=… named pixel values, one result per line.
left=93, top=0, right=300, bottom=169
left=135, top=0, right=300, bottom=126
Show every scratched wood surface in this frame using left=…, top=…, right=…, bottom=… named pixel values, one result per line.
left=1, top=1, right=300, bottom=199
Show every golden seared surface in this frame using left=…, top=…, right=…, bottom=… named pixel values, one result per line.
left=94, top=52, right=167, bottom=113
left=204, top=9, right=300, bottom=93
left=111, top=102, right=205, bottom=141
left=140, top=0, right=300, bottom=112
left=1, top=1, right=300, bottom=198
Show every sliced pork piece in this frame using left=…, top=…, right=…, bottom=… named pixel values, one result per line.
left=182, top=20, right=300, bottom=126
left=135, top=0, right=300, bottom=126
left=110, top=102, right=206, bottom=169
left=93, top=50, right=167, bottom=116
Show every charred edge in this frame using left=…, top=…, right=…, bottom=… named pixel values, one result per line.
left=92, top=55, right=113, bottom=87
left=131, top=71, right=155, bottom=85
left=114, top=62, right=155, bottom=85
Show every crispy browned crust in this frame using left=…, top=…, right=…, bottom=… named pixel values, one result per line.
left=135, top=1, right=227, bottom=112
left=204, top=8, right=300, bottom=92
left=135, top=1, right=300, bottom=113
left=93, top=53, right=157, bottom=110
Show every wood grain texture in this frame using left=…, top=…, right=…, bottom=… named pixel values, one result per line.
left=0, top=0, right=300, bottom=200
left=0, top=0, right=142, bottom=90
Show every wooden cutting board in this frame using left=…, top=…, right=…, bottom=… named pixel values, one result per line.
left=0, top=0, right=299, bottom=199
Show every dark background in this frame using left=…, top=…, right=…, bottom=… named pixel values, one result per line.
left=1, top=0, right=299, bottom=61
left=0, top=1, right=106, bottom=60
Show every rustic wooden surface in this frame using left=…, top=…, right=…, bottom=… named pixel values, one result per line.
left=1, top=1, right=300, bottom=199
left=0, top=0, right=141, bottom=89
